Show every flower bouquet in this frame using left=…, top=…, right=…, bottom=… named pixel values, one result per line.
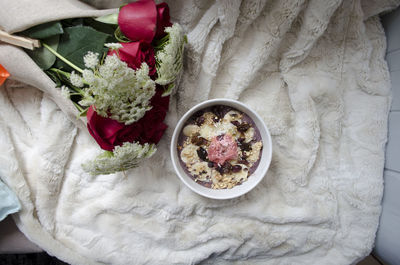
left=18, top=0, right=186, bottom=175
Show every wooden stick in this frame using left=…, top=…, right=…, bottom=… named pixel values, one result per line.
left=0, top=29, right=40, bottom=50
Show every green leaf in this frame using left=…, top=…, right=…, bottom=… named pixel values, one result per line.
left=84, top=18, right=118, bottom=37
left=45, top=69, right=62, bottom=87
left=61, top=18, right=84, bottom=28
left=153, top=34, right=170, bottom=50
left=79, top=108, right=89, bottom=117
left=21, top=21, right=64, bottom=39
left=54, top=26, right=111, bottom=71
left=95, top=13, right=119, bottom=25
left=46, top=68, right=86, bottom=111
left=162, top=83, right=174, bottom=97
left=26, top=35, right=59, bottom=70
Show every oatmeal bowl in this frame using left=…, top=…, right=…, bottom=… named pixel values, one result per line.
left=171, top=99, right=272, bottom=199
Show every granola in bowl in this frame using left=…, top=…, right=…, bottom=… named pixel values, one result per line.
left=177, top=105, right=263, bottom=189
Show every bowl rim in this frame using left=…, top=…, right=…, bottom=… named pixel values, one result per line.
left=170, top=98, right=272, bottom=199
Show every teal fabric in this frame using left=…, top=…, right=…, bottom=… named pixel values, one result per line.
left=0, top=179, right=20, bottom=221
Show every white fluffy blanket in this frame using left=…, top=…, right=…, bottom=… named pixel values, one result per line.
left=0, top=0, right=397, bottom=264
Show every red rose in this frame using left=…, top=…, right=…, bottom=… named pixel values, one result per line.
left=118, top=0, right=172, bottom=43
left=138, top=88, right=170, bottom=143
left=150, top=85, right=170, bottom=111
left=118, top=0, right=157, bottom=43
left=155, top=3, right=173, bottom=39
left=86, top=88, right=170, bottom=151
left=87, top=106, right=143, bottom=151
left=108, top=42, right=156, bottom=76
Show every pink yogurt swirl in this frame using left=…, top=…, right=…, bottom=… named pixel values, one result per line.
left=208, top=134, right=238, bottom=165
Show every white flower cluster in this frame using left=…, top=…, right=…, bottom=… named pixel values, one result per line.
left=105, top=43, right=123, bottom=50
left=83, top=51, right=99, bottom=69
left=77, top=54, right=156, bottom=125
left=82, top=142, right=156, bottom=175
left=70, top=71, right=84, bottom=88
left=155, top=23, right=186, bottom=96
left=60, top=85, right=70, bottom=99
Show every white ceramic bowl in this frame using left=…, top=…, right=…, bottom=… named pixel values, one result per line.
left=170, top=99, right=272, bottom=199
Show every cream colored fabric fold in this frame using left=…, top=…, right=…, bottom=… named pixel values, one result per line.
left=0, top=0, right=398, bottom=264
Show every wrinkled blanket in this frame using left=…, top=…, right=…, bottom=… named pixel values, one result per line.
left=0, top=0, right=398, bottom=264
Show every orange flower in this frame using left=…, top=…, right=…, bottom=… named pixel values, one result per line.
left=0, top=64, right=10, bottom=86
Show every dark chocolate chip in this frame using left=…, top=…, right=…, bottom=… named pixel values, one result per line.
left=195, top=116, right=205, bottom=126
left=197, top=147, right=208, bottom=161
left=238, top=159, right=249, bottom=166
left=216, top=165, right=225, bottom=174
left=221, top=162, right=232, bottom=174
left=212, top=105, right=225, bottom=119
left=231, top=120, right=240, bottom=127
left=237, top=123, right=251, bottom=133
left=238, top=141, right=251, bottom=151
left=191, top=135, right=208, bottom=146
left=208, top=161, right=215, bottom=168
left=232, top=165, right=242, bottom=173
left=193, top=110, right=204, bottom=118
left=217, top=134, right=225, bottom=140
left=199, top=137, right=208, bottom=145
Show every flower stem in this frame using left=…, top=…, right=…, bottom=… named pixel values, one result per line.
left=50, top=68, right=71, bottom=79
left=73, top=102, right=84, bottom=112
left=114, top=27, right=130, bottom=43
left=79, top=107, right=89, bottom=117
left=42, top=42, right=83, bottom=73
left=49, top=68, right=87, bottom=93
